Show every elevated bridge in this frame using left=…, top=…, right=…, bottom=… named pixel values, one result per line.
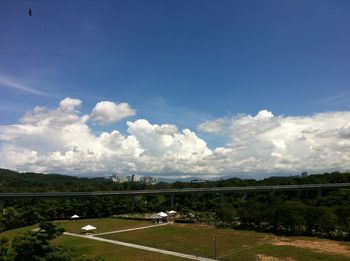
left=1, top=182, right=350, bottom=208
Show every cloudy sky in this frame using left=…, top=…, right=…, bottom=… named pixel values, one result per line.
left=0, top=1, right=350, bottom=178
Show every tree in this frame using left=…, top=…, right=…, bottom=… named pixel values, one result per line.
left=0, top=237, right=10, bottom=261
left=39, top=221, right=65, bottom=239
left=216, top=205, right=235, bottom=224
left=335, top=206, right=350, bottom=240
left=270, top=201, right=307, bottom=235
left=3, top=207, right=20, bottom=229
left=12, top=222, right=64, bottom=261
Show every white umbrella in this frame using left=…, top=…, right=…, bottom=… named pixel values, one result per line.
left=168, top=210, right=177, bottom=214
left=157, top=212, right=168, bottom=217
left=71, top=214, right=80, bottom=219
left=81, top=225, right=97, bottom=231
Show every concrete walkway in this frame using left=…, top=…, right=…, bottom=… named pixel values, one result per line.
left=64, top=232, right=216, bottom=261
left=94, top=223, right=167, bottom=236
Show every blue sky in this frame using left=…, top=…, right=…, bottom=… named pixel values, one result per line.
left=0, top=0, right=350, bottom=177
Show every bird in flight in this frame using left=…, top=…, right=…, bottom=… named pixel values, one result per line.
left=28, top=8, right=32, bottom=16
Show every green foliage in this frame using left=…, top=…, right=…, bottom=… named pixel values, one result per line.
left=12, top=222, right=65, bottom=261
left=271, top=201, right=307, bottom=235
left=0, top=168, right=153, bottom=193
left=335, top=206, right=350, bottom=239
left=3, top=207, right=20, bottom=230
left=216, top=205, right=235, bottom=224
left=76, top=256, right=105, bottom=261
left=0, top=237, right=10, bottom=261
left=44, top=247, right=72, bottom=261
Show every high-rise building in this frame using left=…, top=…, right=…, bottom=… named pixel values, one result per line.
left=142, top=176, right=158, bottom=185
left=110, top=174, right=127, bottom=183
left=127, top=174, right=140, bottom=182
left=112, top=174, right=157, bottom=183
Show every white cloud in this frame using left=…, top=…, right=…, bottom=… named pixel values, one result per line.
left=254, top=109, right=274, bottom=120
left=0, top=100, right=349, bottom=177
left=59, top=97, right=82, bottom=111
left=91, top=101, right=135, bottom=125
left=0, top=98, right=212, bottom=175
left=198, top=118, right=227, bottom=133
left=222, top=110, right=350, bottom=173
left=127, top=119, right=211, bottom=159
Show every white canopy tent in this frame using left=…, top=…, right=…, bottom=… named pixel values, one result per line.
left=168, top=210, right=177, bottom=214
left=71, top=214, right=80, bottom=219
left=81, top=225, right=97, bottom=231
left=151, top=214, right=163, bottom=219
left=157, top=211, right=168, bottom=217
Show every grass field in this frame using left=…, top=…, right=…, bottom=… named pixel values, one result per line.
left=0, top=226, right=184, bottom=260
left=52, top=235, right=184, bottom=261
left=100, top=223, right=350, bottom=261
left=54, top=217, right=151, bottom=234
left=3, top=219, right=350, bottom=260
left=0, top=224, right=38, bottom=240
left=0, top=219, right=183, bottom=261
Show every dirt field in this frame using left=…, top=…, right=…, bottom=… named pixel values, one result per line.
left=272, top=238, right=350, bottom=257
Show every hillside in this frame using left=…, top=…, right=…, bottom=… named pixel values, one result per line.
left=0, top=168, right=141, bottom=192
left=1, top=168, right=350, bottom=193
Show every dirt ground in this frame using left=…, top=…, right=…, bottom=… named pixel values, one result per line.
left=272, top=238, right=350, bottom=257
left=256, top=254, right=296, bottom=261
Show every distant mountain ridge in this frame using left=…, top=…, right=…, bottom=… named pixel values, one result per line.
left=1, top=168, right=350, bottom=193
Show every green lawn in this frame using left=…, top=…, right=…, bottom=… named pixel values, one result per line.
left=100, top=224, right=350, bottom=261
left=54, top=217, right=151, bottom=234
left=0, top=224, right=38, bottom=240
left=3, top=219, right=350, bottom=261
left=0, top=219, right=184, bottom=260
left=52, top=235, right=185, bottom=261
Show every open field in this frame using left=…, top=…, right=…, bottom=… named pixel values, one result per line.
left=0, top=224, right=38, bottom=240
left=54, top=217, right=151, bottom=234
left=2, top=218, right=350, bottom=260
left=52, top=235, right=185, bottom=261
left=100, top=223, right=350, bottom=261
left=0, top=221, right=184, bottom=261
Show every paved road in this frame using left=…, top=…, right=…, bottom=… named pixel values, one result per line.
left=64, top=232, right=216, bottom=261
left=94, top=223, right=167, bottom=236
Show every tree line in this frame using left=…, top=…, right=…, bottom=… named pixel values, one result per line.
left=1, top=168, right=350, bottom=240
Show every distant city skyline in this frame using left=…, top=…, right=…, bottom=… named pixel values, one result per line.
left=110, top=174, right=158, bottom=184
left=0, top=1, right=349, bottom=178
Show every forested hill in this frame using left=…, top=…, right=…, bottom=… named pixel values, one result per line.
left=1, top=168, right=350, bottom=193
left=0, top=168, right=144, bottom=192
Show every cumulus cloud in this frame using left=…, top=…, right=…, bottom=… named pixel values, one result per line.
left=0, top=98, right=211, bottom=175
left=221, top=110, right=350, bottom=173
left=0, top=99, right=349, bottom=177
left=90, top=101, right=135, bottom=125
left=198, top=118, right=227, bottom=133
left=59, top=97, right=82, bottom=111
left=127, top=119, right=211, bottom=159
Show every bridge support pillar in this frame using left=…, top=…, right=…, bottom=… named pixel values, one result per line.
left=131, top=196, right=136, bottom=209
left=170, top=194, right=175, bottom=208
left=318, top=189, right=322, bottom=198
left=220, top=193, right=224, bottom=207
